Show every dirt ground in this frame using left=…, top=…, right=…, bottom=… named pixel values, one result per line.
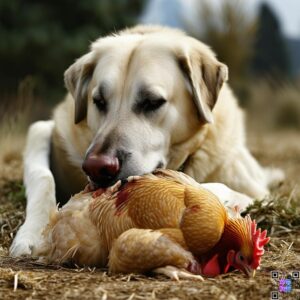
left=0, top=129, right=300, bottom=300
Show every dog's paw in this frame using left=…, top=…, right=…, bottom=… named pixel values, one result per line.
left=9, top=225, right=43, bottom=257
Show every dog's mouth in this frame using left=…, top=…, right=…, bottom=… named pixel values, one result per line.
left=87, top=176, right=118, bottom=190
left=86, top=161, right=165, bottom=191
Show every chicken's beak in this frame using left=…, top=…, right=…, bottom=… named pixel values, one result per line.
left=242, top=265, right=256, bottom=278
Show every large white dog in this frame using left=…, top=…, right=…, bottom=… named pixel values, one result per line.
left=10, top=26, right=283, bottom=257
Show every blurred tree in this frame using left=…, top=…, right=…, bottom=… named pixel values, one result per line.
left=185, top=0, right=256, bottom=91
left=0, top=0, right=146, bottom=100
left=251, top=3, right=291, bottom=78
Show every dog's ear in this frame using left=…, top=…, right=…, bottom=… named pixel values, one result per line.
left=64, top=52, right=96, bottom=124
left=177, top=48, right=228, bottom=123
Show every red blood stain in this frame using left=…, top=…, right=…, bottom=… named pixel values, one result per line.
left=115, top=188, right=129, bottom=208
left=115, top=185, right=131, bottom=215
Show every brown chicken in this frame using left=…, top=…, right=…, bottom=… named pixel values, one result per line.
left=38, top=169, right=269, bottom=280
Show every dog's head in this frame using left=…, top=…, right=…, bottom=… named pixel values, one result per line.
left=64, top=27, right=228, bottom=187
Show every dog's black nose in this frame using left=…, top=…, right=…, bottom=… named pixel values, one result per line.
left=82, top=154, right=120, bottom=186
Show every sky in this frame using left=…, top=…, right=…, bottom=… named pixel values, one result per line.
left=142, top=0, right=300, bottom=39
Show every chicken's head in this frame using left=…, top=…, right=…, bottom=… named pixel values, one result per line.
left=223, top=215, right=270, bottom=277
left=201, top=215, right=270, bottom=277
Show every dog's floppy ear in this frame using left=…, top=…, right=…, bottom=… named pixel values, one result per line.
left=64, top=52, right=96, bottom=124
left=177, top=48, right=228, bottom=123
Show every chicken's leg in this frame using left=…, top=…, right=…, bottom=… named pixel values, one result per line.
left=153, top=265, right=203, bottom=281
left=108, top=228, right=202, bottom=280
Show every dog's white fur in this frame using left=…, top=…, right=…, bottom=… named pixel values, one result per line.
left=10, top=26, right=283, bottom=257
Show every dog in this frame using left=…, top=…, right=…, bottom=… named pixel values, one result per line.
left=10, top=26, right=283, bottom=257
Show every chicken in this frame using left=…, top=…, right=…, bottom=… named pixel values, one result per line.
left=37, top=169, right=269, bottom=280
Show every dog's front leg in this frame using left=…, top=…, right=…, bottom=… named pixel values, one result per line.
left=10, top=120, right=56, bottom=257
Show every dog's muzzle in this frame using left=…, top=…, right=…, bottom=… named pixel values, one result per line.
left=82, top=154, right=120, bottom=187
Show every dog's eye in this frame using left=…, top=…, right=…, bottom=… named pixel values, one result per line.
left=139, top=98, right=166, bottom=113
left=93, top=95, right=107, bottom=112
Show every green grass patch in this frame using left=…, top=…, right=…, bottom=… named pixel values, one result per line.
left=245, top=191, right=300, bottom=236
left=4, top=181, right=26, bottom=206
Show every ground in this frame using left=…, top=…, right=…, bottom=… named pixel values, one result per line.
left=0, top=129, right=299, bottom=300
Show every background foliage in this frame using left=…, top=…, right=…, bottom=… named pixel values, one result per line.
left=251, top=3, right=291, bottom=78
left=0, top=0, right=145, bottom=100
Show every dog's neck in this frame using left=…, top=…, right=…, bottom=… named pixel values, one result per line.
left=167, top=126, right=209, bottom=171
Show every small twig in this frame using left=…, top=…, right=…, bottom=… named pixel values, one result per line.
left=286, top=187, right=296, bottom=208
left=13, top=272, right=19, bottom=292
left=151, top=289, right=156, bottom=299
left=100, top=288, right=108, bottom=300
left=127, top=293, right=135, bottom=300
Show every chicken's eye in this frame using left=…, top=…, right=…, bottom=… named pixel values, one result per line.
left=239, top=254, right=244, bottom=261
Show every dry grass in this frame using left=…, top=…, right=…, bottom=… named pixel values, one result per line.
left=245, top=194, right=300, bottom=238
left=0, top=113, right=26, bottom=185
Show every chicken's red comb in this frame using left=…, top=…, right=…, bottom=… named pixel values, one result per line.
left=247, top=216, right=270, bottom=269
